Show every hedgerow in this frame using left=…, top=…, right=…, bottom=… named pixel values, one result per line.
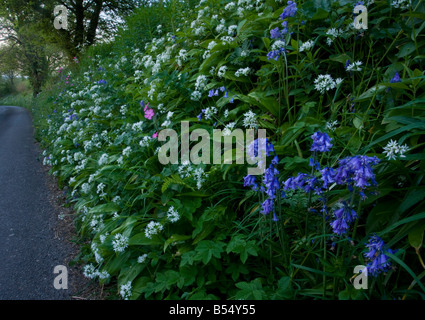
left=34, top=0, right=425, bottom=299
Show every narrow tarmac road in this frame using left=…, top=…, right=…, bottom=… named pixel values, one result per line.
left=0, top=105, right=71, bottom=300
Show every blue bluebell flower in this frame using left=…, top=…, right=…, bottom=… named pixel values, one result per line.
left=244, top=175, right=258, bottom=191
left=320, top=167, right=335, bottom=189
left=280, top=1, right=297, bottom=20
left=309, top=157, right=321, bottom=170
left=261, top=198, right=274, bottom=215
left=390, top=72, right=401, bottom=83
left=345, top=60, right=350, bottom=70
left=310, top=132, right=333, bottom=153
left=329, top=203, right=357, bottom=235
left=263, top=164, right=280, bottom=200
left=281, top=21, right=288, bottom=34
left=334, top=155, right=380, bottom=190
left=270, top=27, right=282, bottom=39
left=267, top=48, right=286, bottom=61
left=364, top=234, right=395, bottom=277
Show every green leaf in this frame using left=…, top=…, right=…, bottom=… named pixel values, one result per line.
left=366, top=202, right=398, bottom=234
left=273, top=276, right=293, bottom=299
left=161, top=174, right=191, bottom=193
left=164, top=234, right=192, bottom=252
left=354, top=85, right=386, bottom=102
left=192, top=206, right=226, bottom=243
left=386, top=251, right=425, bottom=293
left=153, top=270, right=181, bottom=293
left=235, top=278, right=265, bottom=300
left=194, top=240, right=225, bottom=264
left=180, top=250, right=197, bottom=267
left=397, top=187, right=425, bottom=216
left=226, top=235, right=259, bottom=264
left=225, top=263, right=249, bottom=281
left=178, top=265, right=198, bottom=288
left=88, top=202, right=120, bottom=214
left=329, top=53, right=351, bottom=64
left=408, top=223, right=425, bottom=250
left=311, top=7, right=329, bottom=20
left=129, top=232, right=163, bottom=246
left=104, top=251, right=131, bottom=274
left=248, top=91, right=280, bottom=116
left=378, top=212, right=425, bottom=237
left=397, top=42, right=417, bottom=58
left=360, top=122, right=425, bottom=153
left=338, top=289, right=351, bottom=300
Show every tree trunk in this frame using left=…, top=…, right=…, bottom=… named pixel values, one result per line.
left=86, top=0, right=103, bottom=46
left=74, top=0, right=85, bottom=56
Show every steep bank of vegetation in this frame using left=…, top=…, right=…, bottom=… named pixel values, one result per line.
left=25, top=0, right=425, bottom=299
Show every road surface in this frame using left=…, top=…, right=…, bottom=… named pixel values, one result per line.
left=0, top=105, right=71, bottom=300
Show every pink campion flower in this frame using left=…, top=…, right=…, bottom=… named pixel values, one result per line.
left=152, top=132, right=158, bottom=139
left=144, top=103, right=155, bottom=120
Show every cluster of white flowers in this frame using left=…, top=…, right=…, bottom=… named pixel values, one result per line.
left=235, top=67, right=251, bottom=77
left=83, top=264, right=98, bottom=279
left=139, top=136, right=153, bottom=148
left=222, top=122, right=236, bottom=136
left=225, top=2, right=236, bottom=10
left=391, top=0, right=410, bottom=9
left=195, top=75, right=208, bottom=91
left=177, top=49, right=188, bottom=67
left=137, top=254, right=148, bottom=263
left=242, top=110, right=258, bottom=128
left=98, top=153, right=108, bottom=166
left=161, top=111, right=174, bottom=127
left=91, top=242, right=104, bottom=264
left=145, top=221, right=164, bottom=239
left=191, top=90, right=202, bottom=101
left=167, top=206, right=180, bottom=223
left=217, top=65, right=227, bottom=78
left=215, top=18, right=227, bottom=34
left=271, top=40, right=286, bottom=51
left=383, top=140, right=410, bottom=160
left=132, top=121, right=144, bottom=132
left=112, top=233, right=129, bottom=253
left=326, top=120, right=339, bottom=132
left=194, top=167, right=208, bottom=190
left=228, top=25, right=238, bottom=35
left=83, top=263, right=110, bottom=281
left=81, top=182, right=91, bottom=194
left=208, top=41, right=217, bottom=50
left=220, top=36, right=234, bottom=44
left=203, top=106, right=218, bottom=120
left=314, top=74, right=343, bottom=94
left=120, top=281, right=132, bottom=300
left=122, top=146, right=132, bottom=157
left=346, top=61, right=363, bottom=72
left=325, top=28, right=344, bottom=46
left=299, top=40, right=315, bottom=52
left=203, top=50, right=211, bottom=60
left=178, top=160, right=193, bottom=178
left=97, top=182, right=107, bottom=197
left=89, top=214, right=104, bottom=233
